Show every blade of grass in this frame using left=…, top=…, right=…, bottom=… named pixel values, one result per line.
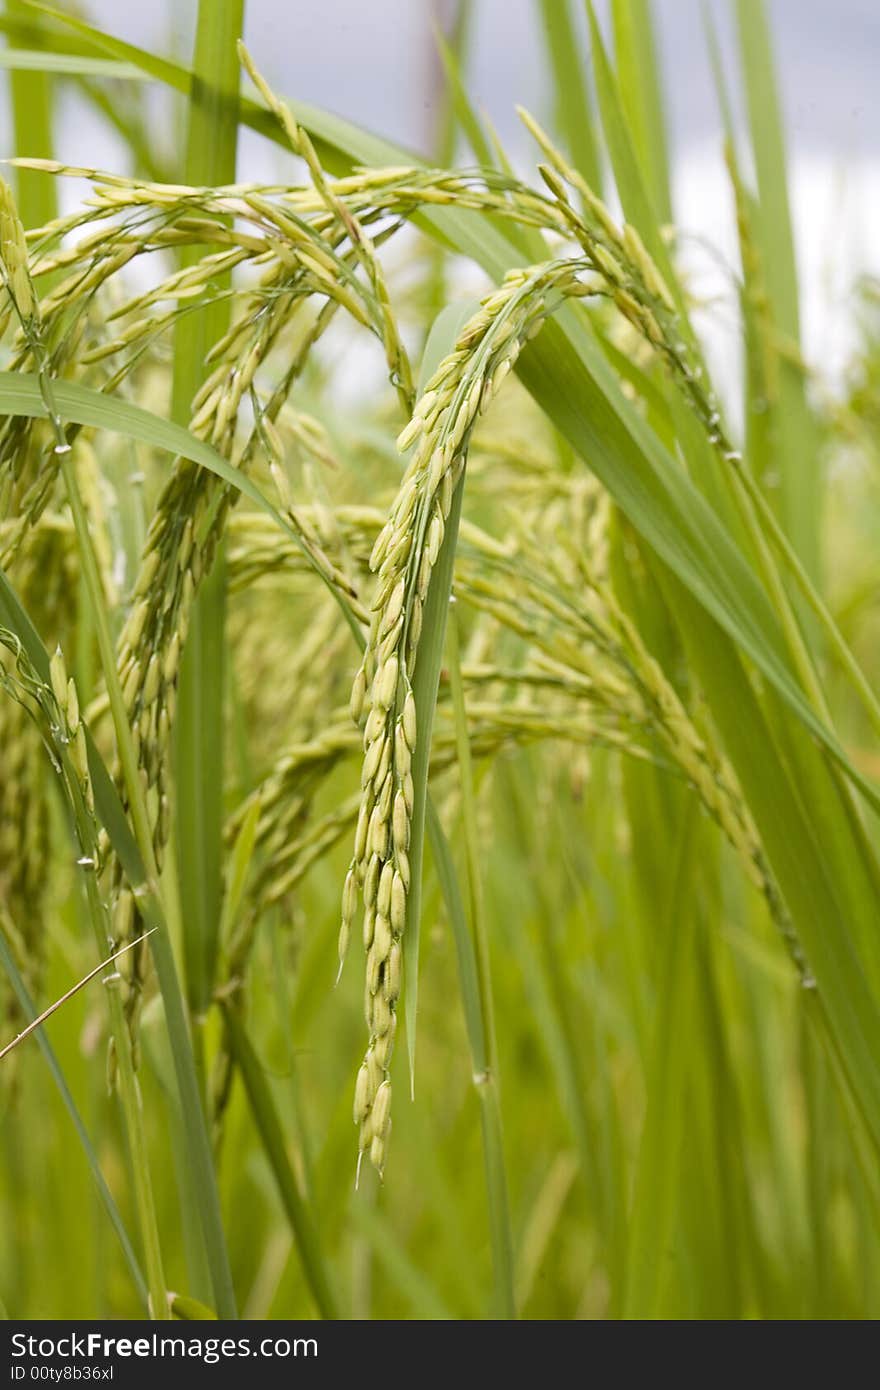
left=348, top=1195, right=453, bottom=1320
left=0, top=932, right=148, bottom=1306
left=1, top=874, right=167, bottom=1320
left=0, top=48, right=145, bottom=78
left=220, top=1004, right=338, bottom=1320
left=172, top=0, right=244, bottom=1088
left=735, top=0, right=819, bottom=578
left=169, top=1294, right=218, bottom=1320
left=705, top=13, right=781, bottom=509
left=7, top=35, right=56, bottom=231
left=623, top=800, right=699, bottom=1318
left=583, top=2, right=673, bottom=284
left=425, top=799, right=515, bottom=1319
left=694, top=933, right=764, bottom=1317
left=656, top=563, right=880, bottom=1152
left=1, top=3, right=108, bottom=56
left=0, top=374, right=362, bottom=642
left=433, top=30, right=549, bottom=266
left=445, top=601, right=516, bottom=1319
left=501, top=756, right=628, bottom=1308
left=139, top=1011, right=214, bottom=1308
left=537, top=0, right=602, bottom=191
left=268, top=916, right=316, bottom=1205
left=585, top=7, right=880, bottom=992
left=801, top=1009, right=833, bottom=1314
left=218, top=795, right=261, bottom=952
left=610, top=0, right=672, bottom=223
left=515, top=1151, right=579, bottom=1311
left=432, top=10, right=481, bottom=163
left=425, top=6, right=474, bottom=324
left=512, top=314, right=880, bottom=814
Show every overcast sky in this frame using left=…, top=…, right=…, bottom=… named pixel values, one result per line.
left=68, top=0, right=876, bottom=160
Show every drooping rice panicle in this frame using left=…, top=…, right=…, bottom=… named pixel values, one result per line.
left=345, top=258, right=596, bottom=1174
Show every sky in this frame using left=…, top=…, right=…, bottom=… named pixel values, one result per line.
left=70, top=0, right=877, bottom=160
left=5, top=1, right=879, bottom=388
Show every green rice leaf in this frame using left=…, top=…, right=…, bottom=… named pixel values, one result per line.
left=609, top=0, right=672, bottom=223
left=0, top=933, right=148, bottom=1308
left=0, top=373, right=362, bottom=639
left=220, top=1005, right=339, bottom=1320
left=171, top=0, right=243, bottom=1094
left=537, top=0, right=603, bottom=191
left=735, top=0, right=820, bottom=576
left=0, top=48, right=145, bottom=78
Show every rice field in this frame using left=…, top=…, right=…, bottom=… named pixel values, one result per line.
left=1, top=0, right=879, bottom=1322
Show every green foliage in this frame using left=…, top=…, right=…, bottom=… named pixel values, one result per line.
left=0, top=0, right=877, bottom=1323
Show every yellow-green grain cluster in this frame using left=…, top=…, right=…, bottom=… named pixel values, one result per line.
left=343, top=258, right=595, bottom=1172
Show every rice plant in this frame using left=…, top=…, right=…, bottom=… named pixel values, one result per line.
left=0, top=0, right=878, bottom=1321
